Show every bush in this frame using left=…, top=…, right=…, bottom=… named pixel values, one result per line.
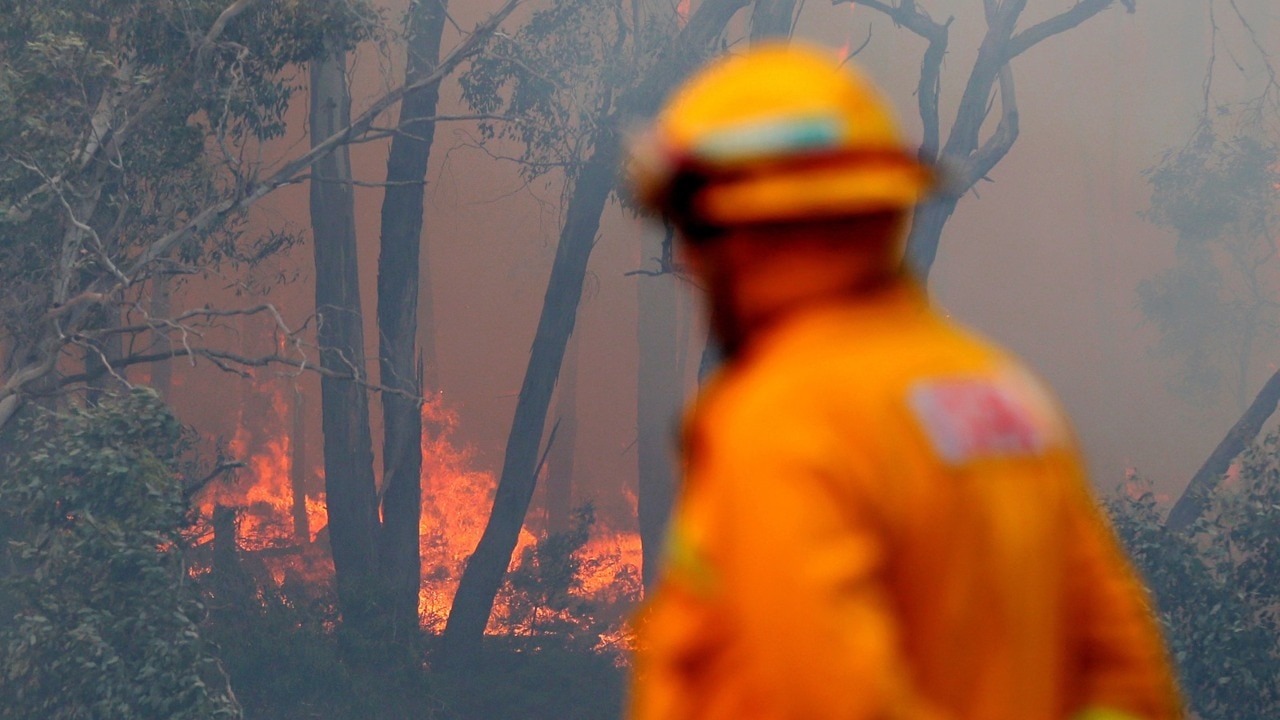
left=0, top=389, right=242, bottom=719
left=1108, top=440, right=1280, bottom=719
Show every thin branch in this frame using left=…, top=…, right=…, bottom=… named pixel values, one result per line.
left=1007, top=0, right=1117, bottom=61
left=123, top=0, right=524, bottom=279
left=184, top=461, right=248, bottom=503
left=845, top=0, right=947, bottom=43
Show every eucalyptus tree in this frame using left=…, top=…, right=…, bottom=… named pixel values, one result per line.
left=374, top=0, right=453, bottom=640
left=442, top=0, right=754, bottom=658
left=0, top=0, right=371, bottom=437
left=306, top=0, right=523, bottom=638
left=1140, top=0, right=1280, bottom=532
left=841, top=0, right=1137, bottom=279
left=0, top=0, right=523, bottom=641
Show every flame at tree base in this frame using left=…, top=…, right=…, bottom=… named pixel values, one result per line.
left=188, top=381, right=642, bottom=655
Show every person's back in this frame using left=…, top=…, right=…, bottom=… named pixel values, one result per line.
left=626, top=43, right=1181, bottom=720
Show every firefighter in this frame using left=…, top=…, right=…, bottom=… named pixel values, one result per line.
left=625, top=43, right=1182, bottom=720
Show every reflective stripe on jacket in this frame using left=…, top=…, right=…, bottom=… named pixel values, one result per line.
left=629, top=279, right=1181, bottom=720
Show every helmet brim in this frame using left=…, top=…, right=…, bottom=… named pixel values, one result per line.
left=696, top=159, right=934, bottom=226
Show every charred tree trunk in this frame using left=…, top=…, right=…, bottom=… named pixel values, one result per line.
left=442, top=134, right=622, bottom=658
left=309, top=50, right=379, bottom=629
left=374, top=0, right=448, bottom=642
left=211, top=504, right=255, bottom=606
left=290, top=388, right=311, bottom=545
left=545, top=333, right=579, bottom=536
left=637, top=229, right=682, bottom=590
left=1165, top=368, right=1280, bottom=533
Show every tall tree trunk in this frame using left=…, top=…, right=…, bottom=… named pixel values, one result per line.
left=749, top=0, right=796, bottom=41
left=375, top=0, right=448, bottom=642
left=637, top=227, right=682, bottom=590
left=309, top=50, right=379, bottom=629
left=150, top=276, right=172, bottom=398
left=441, top=0, right=751, bottom=660
left=905, top=197, right=960, bottom=280
left=1165, top=368, right=1280, bottom=533
left=545, top=333, right=579, bottom=536
left=442, top=134, right=622, bottom=658
left=291, top=387, right=311, bottom=544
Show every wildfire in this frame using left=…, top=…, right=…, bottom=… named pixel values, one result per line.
left=190, top=378, right=641, bottom=646
left=676, top=0, right=690, bottom=26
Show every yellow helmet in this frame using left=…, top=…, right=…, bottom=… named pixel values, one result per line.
left=629, top=42, right=932, bottom=230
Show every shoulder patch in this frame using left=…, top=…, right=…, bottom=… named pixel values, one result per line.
left=908, top=372, right=1062, bottom=464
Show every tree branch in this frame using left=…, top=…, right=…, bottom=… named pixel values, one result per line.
left=124, top=0, right=524, bottom=279
left=1007, top=0, right=1119, bottom=61
left=1166, top=366, right=1280, bottom=532
left=845, top=0, right=947, bottom=43
left=964, top=62, right=1019, bottom=189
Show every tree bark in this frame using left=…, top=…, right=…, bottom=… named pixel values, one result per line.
left=637, top=229, right=682, bottom=590
left=442, top=134, right=622, bottom=658
left=749, top=0, right=796, bottom=42
left=905, top=197, right=960, bottom=279
left=1165, top=368, right=1280, bottom=533
left=290, top=388, right=311, bottom=545
left=309, top=50, right=379, bottom=629
left=375, top=0, right=449, bottom=642
left=544, top=333, right=579, bottom=536
left=149, top=276, right=172, bottom=398
left=441, top=0, right=751, bottom=660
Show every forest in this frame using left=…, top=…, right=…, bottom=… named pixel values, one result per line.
left=0, top=0, right=1278, bottom=718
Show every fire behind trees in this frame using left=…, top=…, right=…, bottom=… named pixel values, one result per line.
left=4, top=0, right=1280, bottom=718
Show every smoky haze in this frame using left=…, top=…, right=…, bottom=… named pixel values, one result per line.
left=157, top=1, right=1256, bottom=528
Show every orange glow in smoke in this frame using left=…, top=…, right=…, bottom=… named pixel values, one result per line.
left=677, top=0, right=691, bottom=26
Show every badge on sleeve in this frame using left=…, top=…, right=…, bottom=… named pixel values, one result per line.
left=908, top=369, right=1064, bottom=465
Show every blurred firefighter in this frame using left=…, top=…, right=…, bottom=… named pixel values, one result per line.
left=625, top=43, right=1181, bottom=720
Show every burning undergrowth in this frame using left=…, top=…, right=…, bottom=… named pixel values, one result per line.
left=182, top=378, right=642, bottom=655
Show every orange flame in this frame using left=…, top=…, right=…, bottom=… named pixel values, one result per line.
left=192, top=380, right=641, bottom=647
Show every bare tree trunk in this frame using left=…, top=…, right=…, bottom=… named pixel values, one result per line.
left=150, top=276, right=172, bottom=398
left=441, top=0, right=751, bottom=661
left=905, top=197, right=960, bottom=280
left=1165, top=368, right=1280, bottom=532
left=290, top=388, right=311, bottom=545
left=309, top=49, right=379, bottom=629
left=749, top=0, right=796, bottom=41
left=442, top=134, right=622, bottom=658
left=84, top=305, right=122, bottom=403
left=545, top=333, right=579, bottom=536
left=637, top=229, right=682, bottom=590
left=374, top=0, right=449, bottom=642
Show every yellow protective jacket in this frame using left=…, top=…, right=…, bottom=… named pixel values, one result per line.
left=630, top=279, right=1181, bottom=720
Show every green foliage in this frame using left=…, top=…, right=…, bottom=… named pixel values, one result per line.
left=0, top=388, right=242, bottom=719
left=0, top=0, right=376, bottom=355
left=1140, top=119, right=1280, bottom=405
left=458, top=0, right=676, bottom=181
left=1108, top=439, right=1280, bottom=718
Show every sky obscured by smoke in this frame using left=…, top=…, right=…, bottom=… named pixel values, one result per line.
left=168, top=1, right=1276, bottom=526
